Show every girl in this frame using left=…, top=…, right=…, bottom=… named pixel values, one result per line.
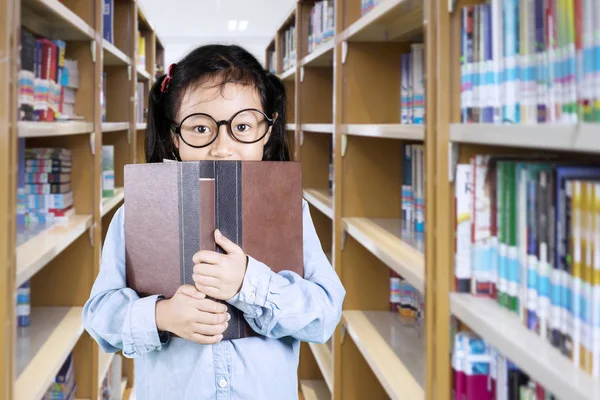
left=83, top=44, right=345, bottom=400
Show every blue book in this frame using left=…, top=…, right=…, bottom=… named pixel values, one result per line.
left=103, top=0, right=114, bottom=43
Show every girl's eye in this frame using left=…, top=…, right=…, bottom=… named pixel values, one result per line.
left=193, top=126, right=211, bottom=134
left=235, top=124, right=251, bottom=133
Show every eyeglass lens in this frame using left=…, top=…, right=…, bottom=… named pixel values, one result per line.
left=179, top=110, right=269, bottom=147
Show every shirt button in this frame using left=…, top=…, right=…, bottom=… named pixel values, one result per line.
left=218, top=378, right=227, bottom=388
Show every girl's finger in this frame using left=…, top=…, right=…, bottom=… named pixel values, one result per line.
left=192, top=321, right=228, bottom=336
left=192, top=250, right=224, bottom=264
left=193, top=263, right=223, bottom=278
left=189, top=332, right=224, bottom=345
left=194, top=284, right=220, bottom=299
left=214, top=229, right=244, bottom=255
left=193, top=273, right=220, bottom=288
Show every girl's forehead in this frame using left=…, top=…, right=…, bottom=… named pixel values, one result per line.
left=178, top=81, right=262, bottom=118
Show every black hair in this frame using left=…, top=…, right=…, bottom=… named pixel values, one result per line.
left=146, top=44, right=290, bottom=163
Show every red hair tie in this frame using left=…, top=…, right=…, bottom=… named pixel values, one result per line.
left=160, top=63, right=176, bottom=93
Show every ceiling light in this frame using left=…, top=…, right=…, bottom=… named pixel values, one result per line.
left=228, top=20, right=237, bottom=31
left=238, top=20, right=248, bottom=31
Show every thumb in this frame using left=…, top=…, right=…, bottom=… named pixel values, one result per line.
left=215, top=229, right=243, bottom=255
left=177, top=284, right=206, bottom=299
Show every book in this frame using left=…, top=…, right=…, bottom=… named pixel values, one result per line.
left=102, top=145, right=115, bottom=198
left=103, top=0, right=114, bottom=43
left=124, top=160, right=303, bottom=340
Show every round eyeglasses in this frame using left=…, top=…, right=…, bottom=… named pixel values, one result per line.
left=172, top=108, right=274, bottom=148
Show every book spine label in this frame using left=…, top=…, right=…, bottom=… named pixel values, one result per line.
left=593, top=183, right=600, bottom=377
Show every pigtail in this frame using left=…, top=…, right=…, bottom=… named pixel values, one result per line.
left=146, top=75, right=180, bottom=163
left=263, top=73, right=291, bottom=161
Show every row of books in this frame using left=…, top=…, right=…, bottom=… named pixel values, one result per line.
left=390, top=270, right=424, bottom=324
left=282, top=24, right=297, bottom=72
left=101, top=72, right=107, bottom=122
left=401, top=44, right=425, bottom=125
left=459, top=0, right=600, bottom=125
left=17, top=145, right=74, bottom=227
left=18, top=28, right=81, bottom=122
left=361, top=0, right=385, bottom=16
left=307, top=1, right=335, bottom=54
left=43, top=353, right=76, bottom=400
left=454, top=156, right=600, bottom=378
left=453, top=331, right=555, bottom=399
left=402, top=144, right=425, bottom=233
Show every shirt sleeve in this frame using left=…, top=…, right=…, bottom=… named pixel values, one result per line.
left=82, top=206, right=169, bottom=358
left=227, top=200, right=346, bottom=343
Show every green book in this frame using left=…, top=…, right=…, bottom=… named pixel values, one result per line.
left=102, top=145, right=114, bottom=198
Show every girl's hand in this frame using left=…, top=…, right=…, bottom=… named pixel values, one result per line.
left=192, top=229, right=248, bottom=301
left=155, top=284, right=230, bottom=345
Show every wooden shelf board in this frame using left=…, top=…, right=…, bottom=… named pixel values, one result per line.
left=15, top=307, right=84, bottom=400
left=279, top=67, right=296, bottom=81
left=21, top=0, right=95, bottom=41
left=343, top=218, right=425, bottom=293
left=450, top=123, right=600, bottom=153
left=18, top=121, right=94, bottom=138
left=340, top=0, right=423, bottom=42
left=121, top=378, right=129, bottom=398
left=101, top=188, right=124, bottom=218
left=300, top=380, right=330, bottom=400
left=342, top=124, right=424, bottom=140
left=342, top=311, right=425, bottom=400
left=301, top=41, right=335, bottom=67
left=137, top=68, right=151, bottom=81
left=16, top=215, right=93, bottom=288
left=302, top=124, right=334, bottom=134
left=303, top=189, right=333, bottom=220
left=102, top=40, right=131, bottom=66
left=136, top=123, right=147, bottom=130
left=450, top=294, right=600, bottom=400
left=98, top=350, right=115, bottom=385
left=102, top=122, right=129, bottom=133
left=309, top=342, right=333, bottom=392
left=286, top=123, right=297, bottom=131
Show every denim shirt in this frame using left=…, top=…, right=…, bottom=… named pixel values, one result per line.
left=83, top=199, right=345, bottom=400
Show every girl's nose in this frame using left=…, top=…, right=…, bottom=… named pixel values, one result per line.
left=209, top=125, right=234, bottom=158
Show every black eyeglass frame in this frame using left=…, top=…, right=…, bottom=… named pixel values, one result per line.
left=171, top=108, right=275, bottom=149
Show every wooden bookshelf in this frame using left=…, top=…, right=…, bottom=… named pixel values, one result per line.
left=265, top=2, right=430, bottom=399
left=0, top=0, right=161, bottom=398
left=15, top=307, right=84, bottom=400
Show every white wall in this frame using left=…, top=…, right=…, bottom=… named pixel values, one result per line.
left=164, top=38, right=267, bottom=69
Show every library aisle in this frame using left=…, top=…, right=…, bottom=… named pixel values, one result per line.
left=2, top=0, right=600, bottom=400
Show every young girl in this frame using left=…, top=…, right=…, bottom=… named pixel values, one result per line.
left=83, top=44, right=345, bottom=399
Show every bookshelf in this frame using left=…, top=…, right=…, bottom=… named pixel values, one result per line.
left=266, top=1, right=429, bottom=399
left=0, top=0, right=163, bottom=398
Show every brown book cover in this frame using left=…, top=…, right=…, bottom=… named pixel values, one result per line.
left=123, top=160, right=303, bottom=340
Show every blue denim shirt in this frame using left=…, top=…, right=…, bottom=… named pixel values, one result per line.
left=83, top=200, right=345, bottom=400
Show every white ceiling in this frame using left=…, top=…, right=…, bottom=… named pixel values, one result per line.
left=137, top=0, right=295, bottom=64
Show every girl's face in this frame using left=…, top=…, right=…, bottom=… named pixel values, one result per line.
left=173, top=80, right=271, bottom=161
